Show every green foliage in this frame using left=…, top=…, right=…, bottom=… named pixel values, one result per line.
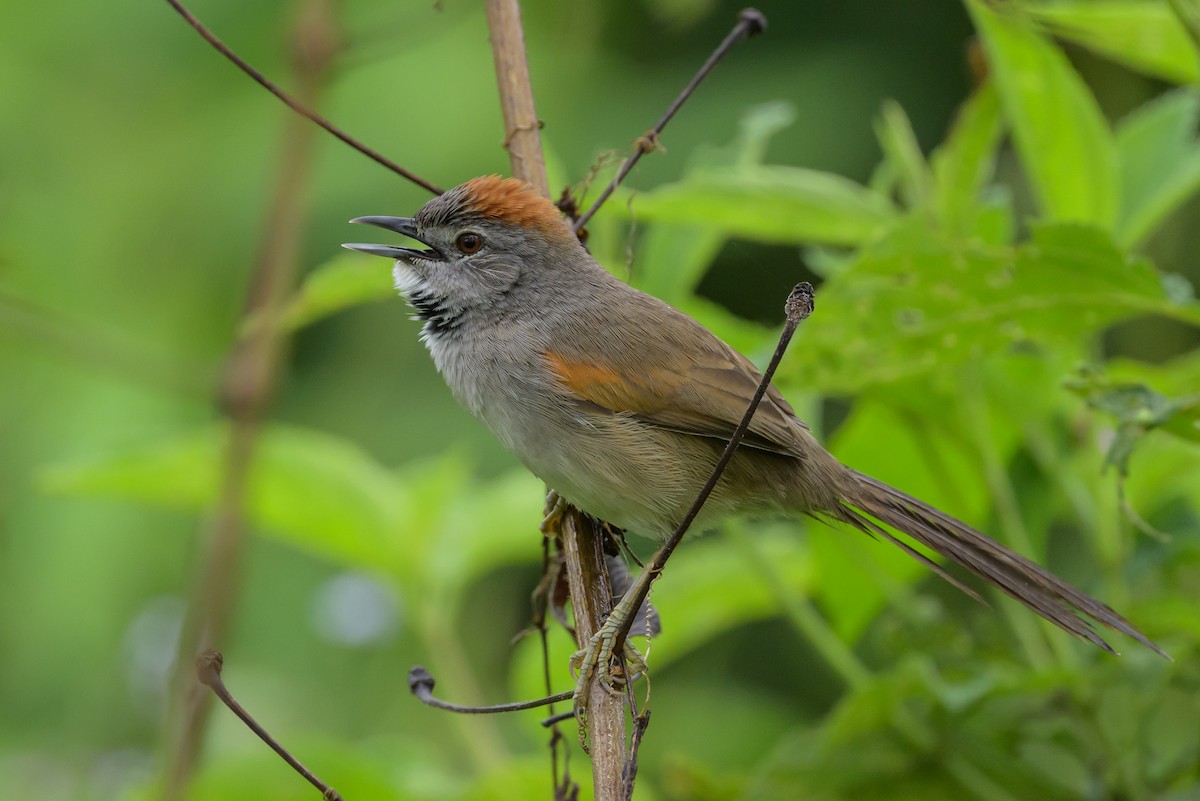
left=1114, top=87, right=1200, bottom=246
left=930, top=82, right=1005, bottom=237
left=785, top=221, right=1197, bottom=394
left=968, top=0, right=1120, bottom=227
left=1066, top=365, right=1200, bottom=478
left=7, top=1, right=1200, bottom=800
left=278, top=252, right=397, bottom=331
left=619, top=164, right=897, bottom=248
left=1026, top=1, right=1200, bottom=84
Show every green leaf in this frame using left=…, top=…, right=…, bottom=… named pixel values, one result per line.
left=875, top=100, right=933, bottom=212
left=43, top=424, right=404, bottom=569
left=727, top=100, right=800, bottom=168
left=625, top=164, right=897, bottom=247
left=629, top=220, right=726, bottom=304
left=931, top=81, right=1006, bottom=237
left=279, top=252, right=396, bottom=331
left=621, top=101, right=804, bottom=302
left=785, top=222, right=1199, bottom=394
left=1144, top=687, right=1200, bottom=782
left=1115, top=88, right=1200, bottom=246
left=1065, top=365, right=1200, bottom=477
left=1027, top=1, right=1200, bottom=85
left=968, top=0, right=1120, bottom=227
left=41, top=425, right=553, bottom=593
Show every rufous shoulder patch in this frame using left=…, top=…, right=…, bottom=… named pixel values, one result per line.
left=461, top=176, right=571, bottom=239
left=543, top=350, right=669, bottom=415
left=544, top=350, right=622, bottom=394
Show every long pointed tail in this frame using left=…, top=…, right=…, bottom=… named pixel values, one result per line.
left=833, top=469, right=1167, bottom=658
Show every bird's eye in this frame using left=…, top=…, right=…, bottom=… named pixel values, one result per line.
left=456, top=232, right=483, bottom=254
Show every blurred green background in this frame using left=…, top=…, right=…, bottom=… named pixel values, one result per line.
left=2, top=0, right=1199, bottom=799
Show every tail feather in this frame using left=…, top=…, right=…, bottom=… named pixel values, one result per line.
left=835, top=470, right=1167, bottom=658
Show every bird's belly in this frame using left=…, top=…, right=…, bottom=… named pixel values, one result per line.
left=433, top=343, right=774, bottom=537
left=481, top=402, right=689, bottom=537
left=495, top=404, right=762, bottom=538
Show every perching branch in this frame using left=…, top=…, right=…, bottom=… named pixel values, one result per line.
left=483, top=3, right=605, bottom=798
left=163, top=0, right=443, bottom=195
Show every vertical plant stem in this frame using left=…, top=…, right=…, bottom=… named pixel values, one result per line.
left=486, top=0, right=550, bottom=198
left=160, top=1, right=337, bottom=797
left=559, top=510, right=628, bottom=801
left=483, top=3, right=625, bottom=797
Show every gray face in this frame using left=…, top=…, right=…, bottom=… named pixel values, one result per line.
left=345, top=204, right=529, bottom=338
left=396, top=214, right=523, bottom=315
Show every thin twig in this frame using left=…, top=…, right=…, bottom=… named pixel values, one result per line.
left=535, top=532, right=576, bottom=796
left=613, top=282, right=814, bottom=651
left=407, top=666, right=573, bottom=713
left=161, top=3, right=336, bottom=797
left=196, top=651, right=344, bottom=801
left=163, top=0, right=442, bottom=195
left=622, top=711, right=651, bottom=800
left=572, top=8, right=766, bottom=232
left=542, top=710, right=577, bottom=727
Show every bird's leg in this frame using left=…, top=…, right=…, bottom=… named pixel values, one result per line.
left=540, top=489, right=568, bottom=534
left=570, top=562, right=655, bottom=713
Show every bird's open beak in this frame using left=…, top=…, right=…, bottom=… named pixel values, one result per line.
left=343, top=216, right=445, bottom=261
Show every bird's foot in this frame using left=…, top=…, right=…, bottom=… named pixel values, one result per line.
left=570, top=615, right=647, bottom=721
left=540, top=490, right=568, bottom=534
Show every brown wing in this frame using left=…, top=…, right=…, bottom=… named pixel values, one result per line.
left=542, top=296, right=808, bottom=459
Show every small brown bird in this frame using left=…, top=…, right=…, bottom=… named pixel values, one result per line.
left=345, top=175, right=1164, bottom=658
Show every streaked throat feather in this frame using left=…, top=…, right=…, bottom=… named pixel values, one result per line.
left=393, top=264, right=463, bottom=341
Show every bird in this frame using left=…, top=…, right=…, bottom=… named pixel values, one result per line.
left=343, top=174, right=1165, bottom=662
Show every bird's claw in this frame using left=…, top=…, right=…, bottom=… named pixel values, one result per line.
left=540, top=490, right=568, bottom=534
left=570, top=619, right=647, bottom=714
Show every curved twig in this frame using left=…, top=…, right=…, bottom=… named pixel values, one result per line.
left=163, top=0, right=442, bottom=195
left=572, top=8, right=767, bottom=231
left=408, top=666, right=573, bottom=714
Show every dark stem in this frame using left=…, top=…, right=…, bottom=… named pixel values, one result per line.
left=572, top=8, right=766, bottom=232
left=408, top=666, right=573, bottom=713
left=622, top=711, right=651, bottom=800
left=542, top=710, right=577, bottom=727
left=196, top=651, right=344, bottom=801
left=558, top=508, right=627, bottom=797
left=613, top=282, right=814, bottom=650
left=163, top=0, right=443, bottom=195
left=536, top=535, right=575, bottom=795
